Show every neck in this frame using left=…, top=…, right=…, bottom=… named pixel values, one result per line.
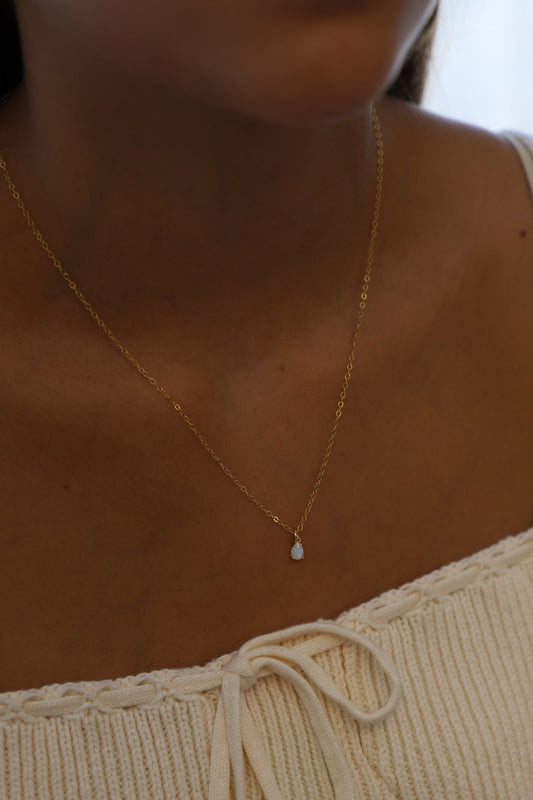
left=0, top=40, right=379, bottom=355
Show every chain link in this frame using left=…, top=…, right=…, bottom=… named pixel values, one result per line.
left=0, top=104, right=384, bottom=553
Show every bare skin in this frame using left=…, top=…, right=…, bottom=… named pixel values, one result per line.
left=0, top=0, right=532, bottom=691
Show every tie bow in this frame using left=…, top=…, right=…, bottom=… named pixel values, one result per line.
left=209, top=619, right=401, bottom=800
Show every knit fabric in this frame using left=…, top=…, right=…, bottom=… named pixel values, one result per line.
left=1, top=134, right=533, bottom=800
left=503, top=131, right=533, bottom=198
left=1, top=524, right=533, bottom=799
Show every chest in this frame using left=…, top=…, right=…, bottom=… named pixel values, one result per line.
left=1, top=308, right=532, bottom=694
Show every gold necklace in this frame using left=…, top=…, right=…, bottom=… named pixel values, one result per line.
left=0, top=104, right=384, bottom=561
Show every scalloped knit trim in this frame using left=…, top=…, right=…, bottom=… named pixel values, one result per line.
left=1, top=523, right=532, bottom=723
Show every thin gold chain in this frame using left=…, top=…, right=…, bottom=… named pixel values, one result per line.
left=0, top=105, right=384, bottom=559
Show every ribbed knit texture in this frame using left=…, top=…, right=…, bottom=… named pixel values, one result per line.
left=1, top=524, right=533, bottom=799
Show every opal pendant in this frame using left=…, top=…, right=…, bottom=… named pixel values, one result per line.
left=290, top=542, right=304, bottom=560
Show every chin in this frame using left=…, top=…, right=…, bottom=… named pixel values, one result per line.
left=217, top=60, right=401, bottom=128
left=245, top=66, right=397, bottom=127
left=182, top=21, right=408, bottom=127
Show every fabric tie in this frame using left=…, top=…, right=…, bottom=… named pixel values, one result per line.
left=208, top=620, right=401, bottom=800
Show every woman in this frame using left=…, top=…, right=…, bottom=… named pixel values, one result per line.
left=0, top=0, right=532, bottom=797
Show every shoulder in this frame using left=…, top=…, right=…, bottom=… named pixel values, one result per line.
left=379, top=95, right=533, bottom=235
left=379, top=94, right=533, bottom=300
left=378, top=95, right=533, bottom=415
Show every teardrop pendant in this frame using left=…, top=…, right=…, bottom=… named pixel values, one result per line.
left=290, top=541, right=304, bottom=560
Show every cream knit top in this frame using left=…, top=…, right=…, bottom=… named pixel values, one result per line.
left=1, top=133, right=533, bottom=800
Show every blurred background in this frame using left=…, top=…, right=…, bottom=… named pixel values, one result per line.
left=422, top=0, right=533, bottom=134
